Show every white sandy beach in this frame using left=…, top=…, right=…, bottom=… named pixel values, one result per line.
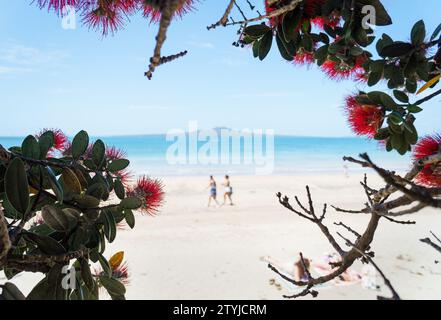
left=4, top=172, right=441, bottom=300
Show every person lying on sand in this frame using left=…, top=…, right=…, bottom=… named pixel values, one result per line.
left=260, top=253, right=374, bottom=292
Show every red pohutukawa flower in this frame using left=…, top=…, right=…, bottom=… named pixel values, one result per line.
left=345, top=95, right=384, bottom=138
left=116, top=169, right=134, bottom=187
left=112, top=261, right=130, bottom=285
left=321, top=56, right=366, bottom=81
left=106, top=146, right=127, bottom=160
left=127, top=176, right=164, bottom=215
left=142, top=0, right=195, bottom=23
left=264, top=0, right=279, bottom=26
left=37, top=0, right=78, bottom=13
left=83, top=4, right=125, bottom=35
left=94, top=256, right=130, bottom=286
left=413, top=134, right=441, bottom=187
left=292, top=48, right=314, bottom=66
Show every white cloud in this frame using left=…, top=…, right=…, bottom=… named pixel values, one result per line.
left=0, top=42, right=69, bottom=74
left=0, top=65, right=32, bottom=74
left=128, top=105, right=170, bottom=111
left=212, top=57, right=248, bottom=67
left=230, top=91, right=305, bottom=98
left=186, top=41, right=215, bottom=49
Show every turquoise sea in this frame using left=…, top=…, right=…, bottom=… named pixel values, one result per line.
left=0, top=135, right=411, bottom=176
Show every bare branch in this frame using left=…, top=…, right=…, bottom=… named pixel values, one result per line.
left=223, top=0, right=303, bottom=27
left=145, top=0, right=186, bottom=80
left=420, top=233, right=441, bottom=254
left=382, top=216, right=416, bottom=225
left=207, top=0, right=236, bottom=30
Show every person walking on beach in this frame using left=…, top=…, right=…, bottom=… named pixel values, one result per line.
left=222, top=175, right=234, bottom=206
left=207, top=176, right=219, bottom=207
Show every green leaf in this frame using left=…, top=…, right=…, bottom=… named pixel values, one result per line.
left=98, top=253, right=112, bottom=277
left=114, top=179, right=125, bottom=200
left=92, top=140, right=106, bottom=168
left=61, top=167, right=82, bottom=194
left=370, top=0, right=392, bottom=26
left=38, top=131, right=54, bottom=159
left=103, top=210, right=117, bottom=243
left=350, top=46, right=364, bottom=56
left=99, top=276, right=126, bottom=297
left=79, top=258, right=95, bottom=292
left=86, top=182, right=108, bottom=200
left=380, top=93, right=398, bottom=111
left=258, top=30, right=273, bottom=61
left=72, top=130, right=89, bottom=159
left=73, top=194, right=100, bottom=209
left=374, top=128, right=390, bottom=141
left=431, top=22, right=441, bottom=41
left=21, top=135, right=40, bottom=159
left=282, top=8, right=301, bottom=42
left=124, top=209, right=135, bottom=229
left=404, top=123, right=418, bottom=145
left=120, top=197, right=143, bottom=210
left=5, top=158, right=29, bottom=215
left=47, top=264, right=69, bottom=300
left=406, top=79, right=417, bottom=93
left=24, top=232, right=66, bottom=255
left=380, top=42, right=414, bottom=57
left=391, top=133, right=405, bottom=151
left=41, top=205, right=77, bottom=232
left=393, top=90, right=409, bottom=103
left=407, top=104, right=423, bottom=113
left=27, top=278, right=51, bottom=300
left=368, top=72, right=382, bottom=86
left=244, top=24, right=270, bottom=38
left=389, top=112, right=404, bottom=125
left=108, top=159, right=130, bottom=173
left=252, top=40, right=259, bottom=58
left=411, top=20, right=426, bottom=46
left=0, top=283, right=26, bottom=300
left=46, top=166, right=63, bottom=203
left=370, top=60, right=385, bottom=74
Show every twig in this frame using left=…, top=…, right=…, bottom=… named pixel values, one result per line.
left=207, top=0, right=236, bottom=30
left=382, top=216, right=416, bottom=225
left=223, top=0, right=303, bottom=27
left=145, top=0, right=183, bottom=80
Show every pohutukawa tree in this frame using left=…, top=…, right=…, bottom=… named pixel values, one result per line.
left=0, top=130, right=164, bottom=300
left=0, top=0, right=440, bottom=299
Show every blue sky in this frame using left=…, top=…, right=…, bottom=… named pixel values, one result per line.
left=0, top=0, right=440, bottom=137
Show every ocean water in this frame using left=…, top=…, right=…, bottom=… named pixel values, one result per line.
left=0, top=135, right=411, bottom=176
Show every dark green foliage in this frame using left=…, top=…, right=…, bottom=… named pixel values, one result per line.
left=0, top=130, right=143, bottom=300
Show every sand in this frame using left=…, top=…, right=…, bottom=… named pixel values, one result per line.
left=3, top=172, right=441, bottom=300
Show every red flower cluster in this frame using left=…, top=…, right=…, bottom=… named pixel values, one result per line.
left=106, top=146, right=127, bottom=160
left=344, top=95, right=384, bottom=138
left=143, top=0, right=196, bottom=23
left=94, top=257, right=130, bottom=286
left=292, top=48, right=314, bottom=66
left=112, top=261, right=130, bottom=285
left=38, top=0, right=196, bottom=35
left=321, top=56, right=366, bottom=81
left=413, top=134, right=441, bottom=187
left=127, top=176, right=164, bottom=215
left=37, top=0, right=78, bottom=13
